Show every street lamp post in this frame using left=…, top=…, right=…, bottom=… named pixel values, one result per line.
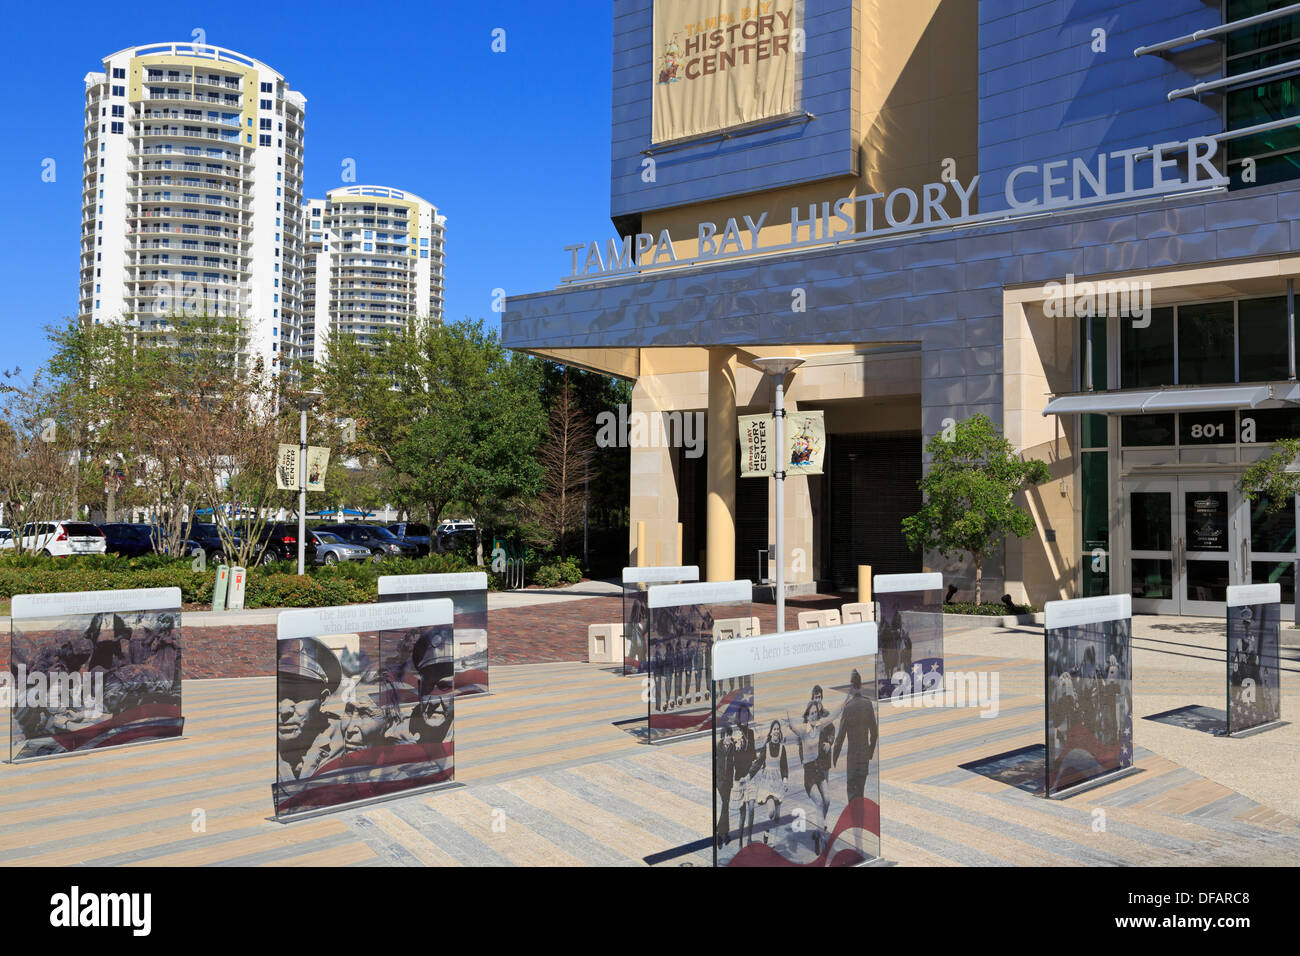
left=298, top=390, right=324, bottom=576
left=751, top=356, right=805, bottom=633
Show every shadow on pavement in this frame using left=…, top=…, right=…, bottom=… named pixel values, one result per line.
left=958, top=743, right=1046, bottom=796
left=1143, top=703, right=1226, bottom=735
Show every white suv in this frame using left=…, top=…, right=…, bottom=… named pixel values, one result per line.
left=0, top=521, right=107, bottom=557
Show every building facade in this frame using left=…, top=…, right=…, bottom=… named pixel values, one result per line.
left=504, top=0, right=1300, bottom=617
left=301, top=185, right=447, bottom=363
left=80, top=42, right=307, bottom=371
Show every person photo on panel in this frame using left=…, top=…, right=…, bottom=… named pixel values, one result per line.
left=784, top=685, right=839, bottom=854
left=750, top=719, right=790, bottom=842
left=716, top=721, right=737, bottom=849
left=341, top=675, right=406, bottom=752
left=277, top=637, right=343, bottom=781
left=732, top=704, right=758, bottom=848
left=833, top=668, right=879, bottom=851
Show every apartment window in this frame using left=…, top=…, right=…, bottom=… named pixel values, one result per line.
left=112, top=67, right=125, bottom=79
left=260, top=118, right=272, bottom=130
left=259, top=135, right=271, bottom=146
left=111, top=105, right=123, bottom=118
left=260, top=82, right=272, bottom=93
left=111, top=85, right=124, bottom=96
left=260, top=98, right=272, bottom=110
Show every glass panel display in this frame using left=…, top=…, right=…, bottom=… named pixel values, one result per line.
left=1241, top=407, right=1300, bottom=442
left=9, top=588, right=183, bottom=762
left=1131, top=558, right=1173, bottom=600
left=1045, top=596, right=1133, bottom=797
left=1177, top=302, right=1235, bottom=385
left=1227, top=586, right=1283, bottom=734
left=713, top=623, right=880, bottom=866
left=1129, top=491, right=1171, bottom=551
left=377, top=572, right=489, bottom=696
left=647, top=580, right=750, bottom=744
left=273, top=601, right=456, bottom=818
left=1184, top=491, right=1229, bottom=552
left=1236, top=296, right=1289, bottom=383
left=873, top=573, right=943, bottom=700
left=621, top=566, right=700, bottom=676
left=1120, top=306, right=1174, bottom=388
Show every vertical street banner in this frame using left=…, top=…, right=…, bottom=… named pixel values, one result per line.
left=1225, top=584, right=1282, bottom=735
left=273, top=600, right=457, bottom=819
left=740, top=409, right=824, bottom=477
left=873, top=572, right=944, bottom=700
left=651, top=0, right=803, bottom=143
left=1043, top=594, right=1135, bottom=797
left=621, top=565, right=701, bottom=676
left=647, top=579, right=752, bottom=743
left=9, top=588, right=183, bottom=761
left=712, top=622, right=881, bottom=866
left=277, top=444, right=331, bottom=491
left=378, top=572, right=491, bottom=696
left=785, top=410, right=825, bottom=475
left=739, top=413, right=773, bottom=477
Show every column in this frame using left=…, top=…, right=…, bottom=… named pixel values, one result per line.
left=706, top=348, right=737, bottom=581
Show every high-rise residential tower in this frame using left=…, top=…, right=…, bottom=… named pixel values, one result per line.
left=80, top=42, right=307, bottom=371
left=302, top=185, right=446, bottom=364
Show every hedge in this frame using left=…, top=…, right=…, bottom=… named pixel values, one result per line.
left=0, top=551, right=501, bottom=609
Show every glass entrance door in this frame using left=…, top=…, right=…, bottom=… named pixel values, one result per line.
left=1128, top=478, right=1244, bottom=615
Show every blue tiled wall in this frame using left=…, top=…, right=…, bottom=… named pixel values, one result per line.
left=978, top=0, right=1222, bottom=212
left=610, top=0, right=858, bottom=219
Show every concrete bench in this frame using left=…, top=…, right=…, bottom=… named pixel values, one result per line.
left=840, top=602, right=873, bottom=623
left=587, top=623, right=625, bottom=663
left=797, top=609, right=842, bottom=629
left=712, top=616, right=760, bottom=641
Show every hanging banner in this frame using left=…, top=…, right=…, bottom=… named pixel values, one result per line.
left=276, top=444, right=299, bottom=491
left=651, top=0, right=802, bottom=143
left=739, top=414, right=773, bottom=478
left=276, top=445, right=331, bottom=492
left=786, top=410, right=825, bottom=475
left=305, top=446, right=330, bottom=492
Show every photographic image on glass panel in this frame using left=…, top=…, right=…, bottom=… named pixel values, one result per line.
left=715, top=665, right=879, bottom=867
left=1045, top=618, right=1132, bottom=796
left=1227, top=602, right=1281, bottom=734
left=647, top=601, right=718, bottom=741
left=623, top=585, right=650, bottom=675
left=273, top=623, right=454, bottom=817
left=875, top=590, right=943, bottom=699
left=10, top=609, right=183, bottom=761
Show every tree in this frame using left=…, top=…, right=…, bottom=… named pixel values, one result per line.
left=1238, top=438, right=1300, bottom=513
left=317, top=319, right=546, bottom=562
left=0, top=368, right=82, bottom=550
left=528, top=368, right=596, bottom=558
left=901, top=414, right=1051, bottom=605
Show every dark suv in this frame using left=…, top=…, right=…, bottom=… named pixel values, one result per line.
left=315, top=523, right=419, bottom=561
left=235, top=521, right=317, bottom=565
left=99, top=523, right=156, bottom=558
left=388, top=522, right=431, bottom=556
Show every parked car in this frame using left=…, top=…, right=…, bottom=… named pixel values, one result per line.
left=388, top=521, right=431, bottom=556
left=178, top=522, right=242, bottom=565
left=99, top=522, right=156, bottom=558
left=310, top=530, right=373, bottom=566
left=0, top=520, right=106, bottom=557
left=436, top=520, right=475, bottom=536
left=233, top=521, right=317, bottom=566
left=314, top=523, right=419, bottom=561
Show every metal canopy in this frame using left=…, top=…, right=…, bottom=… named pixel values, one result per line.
left=1043, top=385, right=1273, bottom=416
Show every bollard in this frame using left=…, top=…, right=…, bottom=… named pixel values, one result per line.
left=226, top=566, right=248, bottom=610
left=212, top=565, right=230, bottom=611
left=859, top=564, right=872, bottom=603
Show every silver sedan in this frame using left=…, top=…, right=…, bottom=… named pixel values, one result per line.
left=311, top=531, right=374, bottom=566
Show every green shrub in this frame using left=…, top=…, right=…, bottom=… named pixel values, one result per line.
left=532, top=556, right=583, bottom=588
left=942, top=601, right=1038, bottom=616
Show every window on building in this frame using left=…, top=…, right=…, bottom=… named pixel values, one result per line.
left=111, top=105, right=123, bottom=118
left=259, top=134, right=272, bottom=146
left=1225, top=1, right=1300, bottom=186
left=261, top=82, right=273, bottom=93
left=111, top=85, right=124, bottom=96
left=112, top=67, right=125, bottom=78
left=1120, top=307, right=1175, bottom=387
left=260, top=98, right=272, bottom=110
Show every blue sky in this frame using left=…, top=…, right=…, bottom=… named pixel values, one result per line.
left=0, top=0, right=614, bottom=376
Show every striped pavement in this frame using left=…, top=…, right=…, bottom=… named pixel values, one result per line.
left=2, top=635, right=1297, bottom=866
